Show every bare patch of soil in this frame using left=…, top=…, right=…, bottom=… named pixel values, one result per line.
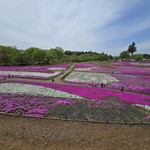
left=0, top=114, right=150, bottom=150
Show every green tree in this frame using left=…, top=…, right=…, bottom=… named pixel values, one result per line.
left=69, top=54, right=79, bottom=62
left=0, top=45, right=9, bottom=65
left=15, top=52, right=26, bottom=65
left=25, top=47, right=37, bottom=63
left=32, top=49, right=46, bottom=64
left=98, top=53, right=109, bottom=61
left=119, top=51, right=130, bottom=60
left=15, top=51, right=32, bottom=65
left=0, top=45, right=19, bottom=65
left=143, top=54, right=150, bottom=59
left=78, top=54, right=90, bottom=62
left=25, top=47, right=46, bottom=64
left=45, top=50, right=59, bottom=64
left=108, top=55, right=113, bottom=61
left=50, top=47, right=64, bottom=62
left=65, top=50, right=73, bottom=56
left=132, top=54, right=144, bottom=61
left=127, top=42, right=137, bottom=55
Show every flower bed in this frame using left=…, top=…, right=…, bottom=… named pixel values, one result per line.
left=74, top=63, right=100, bottom=68
left=0, top=80, right=150, bottom=121
left=0, top=76, right=5, bottom=80
left=0, top=87, right=149, bottom=122
left=91, top=65, right=150, bottom=75
left=0, top=71, right=61, bottom=79
left=74, top=67, right=98, bottom=72
left=74, top=63, right=116, bottom=73
left=73, top=63, right=150, bottom=75
left=91, top=67, right=116, bottom=73
left=7, top=80, right=150, bottom=106
left=0, top=83, right=84, bottom=99
left=106, top=74, right=150, bottom=95
left=47, top=64, right=70, bottom=70
left=65, top=71, right=119, bottom=84
left=115, top=66, right=150, bottom=75
left=47, top=67, right=66, bottom=71
left=0, top=93, right=76, bottom=117
left=112, top=61, right=150, bottom=67
left=0, top=64, right=70, bottom=71
left=112, top=61, right=133, bottom=66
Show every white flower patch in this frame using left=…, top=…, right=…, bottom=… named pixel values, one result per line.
left=134, top=104, right=150, bottom=111
left=74, top=67, right=97, bottom=72
left=65, top=72, right=119, bottom=84
left=0, top=83, right=85, bottom=99
left=0, top=71, right=61, bottom=78
left=47, top=68, right=66, bottom=71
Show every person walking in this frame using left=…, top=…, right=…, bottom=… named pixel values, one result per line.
left=120, top=86, right=124, bottom=92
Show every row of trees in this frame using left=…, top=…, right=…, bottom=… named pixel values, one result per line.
left=0, top=42, right=149, bottom=65
left=0, top=46, right=65, bottom=65
left=0, top=45, right=112, bottom=65
left=119, top=51, right=150, bottom=61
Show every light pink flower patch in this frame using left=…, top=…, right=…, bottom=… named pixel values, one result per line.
left=74, top=63, right=99, bottom=68
left=145, top=116, right=150, bottom=119
left=53, top=99, right=74, bottom=106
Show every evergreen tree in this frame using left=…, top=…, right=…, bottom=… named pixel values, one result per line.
left=127, top=42, right=137, bottom=55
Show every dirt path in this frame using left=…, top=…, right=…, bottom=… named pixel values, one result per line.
left=0, top=114, right=150, bottom=150
left=54, top=63, right=75, bottom=83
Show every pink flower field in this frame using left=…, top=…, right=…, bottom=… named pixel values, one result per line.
left=0, top=64, right=70, bottom=71
left=106, top=74, right=150, bottom=95
left=74, top=63, right=100, bottom=69
left=0, top=64, right=70, bottom=79
left=0, top=62, right=150, bottom=123
left=11, top=80, right=150, bottom=106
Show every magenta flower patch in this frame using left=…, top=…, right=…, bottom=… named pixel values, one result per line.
left=74, top=63, right=100, bottom=68
left=146, top=115, right=150, bottom=119
left=106, top=74, right=150, bottom=95
left=0, top=64, right=70, bottom=71
left=11, top=80, right=150, bottom=106
left=0, top=93, right=76, bottom=117
left=53, top=99, right=75, bottom=106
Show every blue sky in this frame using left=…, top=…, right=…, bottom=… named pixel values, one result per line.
left=0, top=0, right=150, bottom=55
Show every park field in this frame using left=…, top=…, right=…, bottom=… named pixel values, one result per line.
left=0, top=61, right=150, bottom=149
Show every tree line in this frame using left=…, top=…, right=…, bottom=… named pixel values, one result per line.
left=0, top=42, right=149, bottom=66
left=0, top=45, right=113, bottom=66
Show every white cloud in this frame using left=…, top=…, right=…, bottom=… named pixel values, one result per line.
left=0, top=0, right=149, bottom=55
left=138, top=41, right=150, bottom=54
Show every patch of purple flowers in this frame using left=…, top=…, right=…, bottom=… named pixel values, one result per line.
left=106, top=74, right=150, bottom=95
left=74, top=63, right=99, bottom=68
left=0, top=64, right=70, bottom=71
left=146, top=115, right=150, bottom=119
left=11, top=80, right=150, bottom=106
left=87, top=99, right=126, bottom=110
left=53, top=99, right=75, bottom=106
left=0, top=93, right=75, bottom=117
